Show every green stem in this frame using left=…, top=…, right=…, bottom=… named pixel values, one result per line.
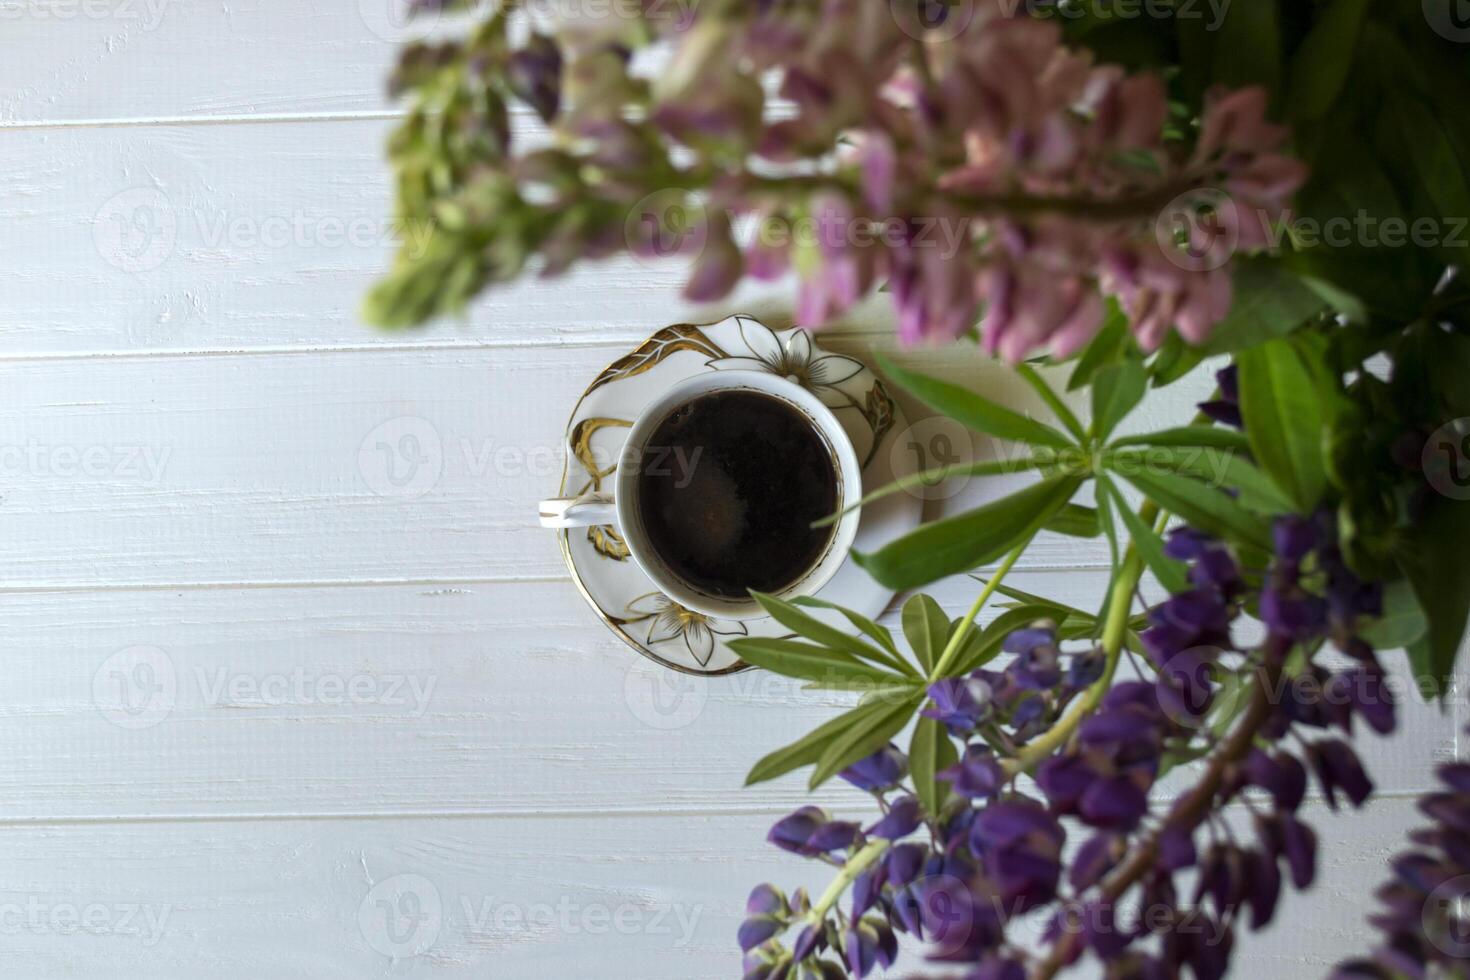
left=1004, top=500, right=1159, bottom=774
left=929, top=538, right=1031, bottom=681
left=808, top=838, right=891, bottom=924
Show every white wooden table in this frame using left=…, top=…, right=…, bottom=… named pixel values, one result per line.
left=0, top=3, right=1458, bottom=976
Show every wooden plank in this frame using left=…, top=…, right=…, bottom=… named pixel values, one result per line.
left=0, top=575, right=1451, bottom=820
left=0, top=117, right=765, bottom=356
left=0, top=0, right=399, bottom=124
left=0, top=342, right=1220, bottom=588
left=0, top=799, right=1425, bottom=977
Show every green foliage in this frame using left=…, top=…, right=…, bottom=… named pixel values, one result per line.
left=1236, top=339, right=1330, bottom=512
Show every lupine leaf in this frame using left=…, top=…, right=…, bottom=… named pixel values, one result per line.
left=810, top=693, right=923, bottom=789
left=853, top=474, right=1085, bottom=590
left=754, top=592, right=918, bottom=677
left=727, top=637, right=906, bottom=687
left=877, top=356, right=1075, bottom=450
left=910, top=716, right=958, bottom=817
left=1105, top=446, right=1295, bottom=515
left=1090, top=358, right=1147, bottom=441
left=792, top=595, right=901, bottom=657
left=1098, top=474, right=1188, bottom=594
left=745, top=700, right=890, bottom=786
left=1045, top=504, right=1102, bottom=539
left=1110, top=426, right=1250, bottom=453
left=1236, top=339, right=1328, bottom=512
left=1120, top=468, right=1271, bottom=551
left=901, top=594, right=950, bottom=676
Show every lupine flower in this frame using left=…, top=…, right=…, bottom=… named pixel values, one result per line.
left=378, top=0, right=1309, bottom=353
left=1197, top=364, right=1243, bottom=429
left=840, top=744, right=909, bottom=793
left=923, top=675, right=993, bottom=734
left=769, top=806, right=860, bottom=856
left=867, top=795, right=922, bottom=840
left=738, top=884, right=789, bottom=951
left=939, top=745, right=1006, bottom=799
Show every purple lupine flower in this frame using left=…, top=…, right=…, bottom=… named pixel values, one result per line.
left=1157, top=826, right=1197, bottom=871
left=506, top=34, right=563, bottom=122
left=1243, top=749, right=1308, bottom=812
left=1006, top=627, right=1062, bottom=690
left=923, top=675, right=993, bottom=734
left=738, top=883, right=787, bottom=951
left=883, top=842, right=928, bottom=888
left=1309, top=739, right=1374, bottom=810
left=1197, top=365, right=1242, bottom=428
left=1259, top=583, right=1328, bottom=640
left=1069, top=831, right=1123, bottom=890
left=970, top=800, right=1065, bottom=912
left=939, top=745, right=1006, bottom=799
left=768, top=806, right=859, bottom=856
left=840, top=743, right=908, bottom=792
left=1079, top=775, right=1149, bottom=830
left=867, top=794, right=922, bottom=840
left=1281, top=816, right=1318, bottom=888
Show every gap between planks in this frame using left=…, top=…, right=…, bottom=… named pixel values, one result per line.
left=0, top=790, right=1429, bottom=830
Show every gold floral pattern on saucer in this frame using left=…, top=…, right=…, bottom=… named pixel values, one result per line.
left=555, top=314, right=923, bottom=675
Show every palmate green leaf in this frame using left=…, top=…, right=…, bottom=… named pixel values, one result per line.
left=1286, top=0, right=1370, bottom=123
left=1098, top=473, right=1189, bottom=594
left=813, top=455, right=1046, bottom=528
left=1397, top=499, right=1470, bottom=701
left=753, top=592, right=918, bottom=678
left=791, top=595, right=900, bottom=658
left=726, top=637, right=907, bottom=689
left=1150, top=332, right=1208, bottom=388
left=902, top=594, right=950, bottom=676
left=1236, top=338, right=1328, bottom=512
left=1066, top=301, right=1128, bottom=392
left=1202, top=258, right=1327, bottom=355
left=1120, top=468, right=1272, bottom=551
left=909, top=715, right=958, bottom=818
left=744, top=701, right=877, bottom=786
left=1110, top=426, right=1250, bottom=453
left=811, top=692, right=924, bottom=789
left=853, top=474, right=1085, bottom=591
left=1358, top=579, right=1427, bottom=650
left=1105, top=446, right=1296, bottom=515
left=877, top=355, right=1075, bottom=450
left=1394, top=94, right=1470, bottom=270
left=1016, top=363, right=1087, bottom=443
left=1090, top=358, right=1147, bottom=442
left=1045, top=504, right=1101, bottom=539
left=1212, top=0, right=1280, bottom=99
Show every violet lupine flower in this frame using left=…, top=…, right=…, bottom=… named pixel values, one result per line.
left=842, top=917, right=897, bottom=978
left=969, top=799, right=1066, bottom=913
left=1197, top=364, right=1242, bottom=430
left=1005, top=626, right=1063, bottom=690
left=867, top=795, right=922, bottom=840
left=768, top=806, right=860, bottom=856
left=738, top=884, right=789, bottom=952
left=840, top=743, right=908, bottom=793
left=922, top=674, right=993, bottom=734
left=939, top=745, right=1006, bottom=800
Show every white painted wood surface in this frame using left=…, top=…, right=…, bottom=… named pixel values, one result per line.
left=0, top=5, right=1461, bottom=977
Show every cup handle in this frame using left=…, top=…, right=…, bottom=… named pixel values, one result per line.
left=539, top=492, right=618, bottom=528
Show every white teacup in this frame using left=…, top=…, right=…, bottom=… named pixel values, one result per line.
left=539, top=370, right=863, bottom=621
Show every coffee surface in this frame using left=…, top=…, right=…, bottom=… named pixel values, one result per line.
left=635, top=389, right=839, bottom=599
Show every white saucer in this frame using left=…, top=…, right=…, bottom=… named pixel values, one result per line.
left=556, top=315, right=923, bottom=675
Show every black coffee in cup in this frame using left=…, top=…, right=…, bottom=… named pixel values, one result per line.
left=635, top=389, right=840, bottom=599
